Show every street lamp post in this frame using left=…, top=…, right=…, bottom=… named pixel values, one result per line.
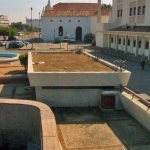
left=31, top=7, right=34, bottom=49
left=39, top=12, right=41, bottom=42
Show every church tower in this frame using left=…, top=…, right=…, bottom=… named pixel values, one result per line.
left=45, top=0, right=51, bottom=10
left=97, top=0, right=101, bottom=23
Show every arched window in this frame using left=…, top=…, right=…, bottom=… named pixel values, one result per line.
left=58, top=26, right=63, bottom=36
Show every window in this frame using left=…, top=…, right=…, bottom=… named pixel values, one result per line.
left=117, top=10, right=120, bottom=17
left=123, top=39, right=125, bottom=45
left=69, top=20, right=71, bottom=22
left=145, top=41, right=149, bottom=49
left=78, top=20, right=80, bottom=22
left=133, top=7, right=136, bottom=16
left=120, top=9, right=123, bottom=16
left=130, top=8, right=133, bottom=16
left=111, top=37, right=113, bottom=43
left=60, top=20, right=62, bottom=22
left=142, top=6, right=145, bottom=15
left=50, top=20, right=53, bottom=22
left=128, top=39, right=130, bottom=46
left=138, top=41, right=141, bottom=48
left=133, top=40, right=136, bottom=47
left=119, top=38, right=121, bottom=44
left=58, top=26, right=63, bottom=36
left=138, top=6, right=141, bottom=15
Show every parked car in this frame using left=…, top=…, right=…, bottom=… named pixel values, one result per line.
left=7, top=41, right=24, bottom=49
left=63, top=36, right=70, bottom=43
left=8, top=36, right=19, bottom=41
left=22, top=41, right=30, bottom=45
left=69, top=38, right=76, bottom=43
left=0, top=41, right=6, bottom=47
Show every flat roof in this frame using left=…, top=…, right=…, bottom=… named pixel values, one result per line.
left=32, top=52, right=113, bottom=72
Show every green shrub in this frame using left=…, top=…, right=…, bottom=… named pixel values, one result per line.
left=19, top=53, right=28, bottom=70
left=84, top=33, right=95, bottom=43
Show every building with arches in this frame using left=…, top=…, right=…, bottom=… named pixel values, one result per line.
left=96, top=0, right=150, bottom=59
left=41, top=0, right=111, bottom=42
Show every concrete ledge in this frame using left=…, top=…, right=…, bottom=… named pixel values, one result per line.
left=0, top=99, right=62, bottom=150
left=121, top=92, right=150, bottom=132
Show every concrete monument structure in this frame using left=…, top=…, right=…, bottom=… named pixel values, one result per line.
left=28, top=51, right=131, bottom=108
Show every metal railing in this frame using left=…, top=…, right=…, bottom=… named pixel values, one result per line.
left=122, top=86, right=150, bottom=110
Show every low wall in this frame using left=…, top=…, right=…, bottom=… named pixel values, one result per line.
left=121, top=92, right=150, bottom=132
left=0, top=99, right=61, bottom=150
left=28, top=52, right=131, bottom=87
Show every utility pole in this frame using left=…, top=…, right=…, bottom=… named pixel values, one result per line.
left=31, top=7, right=34, bottom=49
left=39, top=12, right=41, bottom=42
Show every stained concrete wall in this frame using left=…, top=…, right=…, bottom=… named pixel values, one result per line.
left=35, top=87, right=122, bottom=108
left=121, top=92, right=150, bottom=132
left=0, top=104, right=41, bottom=149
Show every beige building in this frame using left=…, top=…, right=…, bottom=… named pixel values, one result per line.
left=96, top=0, right=150, bottom=59
left=0, top=15, right=9, bottom=26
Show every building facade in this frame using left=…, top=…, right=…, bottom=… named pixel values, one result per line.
left=112, top=0, right=150, bottom=26
left=26, top=18, right=41, bottom=29
left=0, top=15, right=9, bottom=26
left=96, top=0, right=150, bottom=59
left=41, top=0, right=111, bottom=41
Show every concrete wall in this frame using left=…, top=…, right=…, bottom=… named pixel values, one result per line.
left=36, top=88, right=101, bottom=107
left=121, top=92, right=150, bottom=132
left=0, top=104, right=41, bottom=149
left=35, top=87, right=122, bottom=108
left=41, top=16, right=91, bottom=41
left=0, top=99, right=62, bottom=150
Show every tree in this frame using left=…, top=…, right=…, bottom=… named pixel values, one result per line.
left=19, top=53, right=28, bottom=71
left=101, top=4, right=112, bottom=9
left=84, top=33, right=95, bottom=43
left=0, top=26, right=16, bottom=40
left=10, top=22, right=40, bottom=32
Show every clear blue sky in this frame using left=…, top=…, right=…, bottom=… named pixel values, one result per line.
left=0, top=0, right=112, bottom=23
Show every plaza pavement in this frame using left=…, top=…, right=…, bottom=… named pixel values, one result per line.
left=91, top=51, right=150, bottom=96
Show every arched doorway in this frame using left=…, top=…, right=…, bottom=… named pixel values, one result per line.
left=58, top=26, right=63, bottom=36
left=76, top=27, right=82, bottom=41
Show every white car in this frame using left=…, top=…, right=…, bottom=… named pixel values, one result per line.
left=0, top=41, right=6, bottom=47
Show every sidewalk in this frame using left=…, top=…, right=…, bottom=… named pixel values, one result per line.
left=90, top=51, right=150, bottom=96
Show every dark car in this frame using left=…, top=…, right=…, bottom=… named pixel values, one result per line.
left=8, top=41, right=24, bottom=49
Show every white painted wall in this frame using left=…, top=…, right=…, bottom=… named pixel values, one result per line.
left=41, top=16, right=91, bottom=41
left=121, top=92, right=150, bottom=132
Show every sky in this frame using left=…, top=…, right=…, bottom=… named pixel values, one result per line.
left=0, top=0, right=112, bottom=23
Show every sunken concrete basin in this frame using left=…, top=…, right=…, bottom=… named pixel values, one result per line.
left=0, top=99, right=61, bottom=150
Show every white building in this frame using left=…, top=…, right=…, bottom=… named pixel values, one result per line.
left=41, top=0, right=111, bottom=42
left=0, top=15, right=9, bottom=26
left=112, top=0, right=150, bottom=26
left=26, top=18, right=41, bottom=29
left=96, top=0, right=150, bottom=59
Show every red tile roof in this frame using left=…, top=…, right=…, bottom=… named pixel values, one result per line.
left=43, top=3, right=111, bottom=17
left=53, top=3, right=99, bottom=11
left=43, top=10, right=97, bottom=17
